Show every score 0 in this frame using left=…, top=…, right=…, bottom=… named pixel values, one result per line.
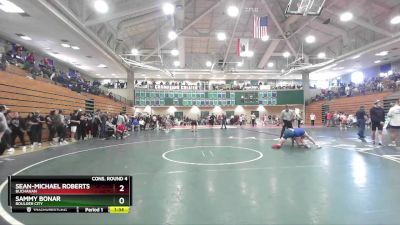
left=115, top=176, right=130, bottom=206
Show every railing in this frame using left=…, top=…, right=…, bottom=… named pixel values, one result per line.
left=134, top=84, right=303, bottom=91
left=99, top=85, right=133, bottom=106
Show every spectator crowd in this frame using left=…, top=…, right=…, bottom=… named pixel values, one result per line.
left=0, top=105, right=135, bottom=155
left=0, top=42, right=127, bottom=102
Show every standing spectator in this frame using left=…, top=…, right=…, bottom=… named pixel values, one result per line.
left=355, top=106, right=366, bottom=140
left=280, top=105, right=294, bottom=138
left=251, top=113, right=256, bottom=127
left=326, top=112, right=333, bottom=127
left=10, top=112, right=26, bottom=151
left=100, top=112, right=108, bottom=138
left=92, top=111, right=101, bottom=138
left=53, top=109, right=67, bottom=144
left=70, top=110, right=80, bottom=141
left=370, top=100, right=385, bottom=145
left=296, top=111, right=302, bottom=128
left=221, top=114, right=227, bottom=129
left=310, top=113, right=316, bottom=126
left=26, top=112, right=38, bottom=148
left=209, top=114, right=215, bottom=126
left=340, top=113, right=348, bottom=130
left=387, top=100, right=400, bottom=146
left=34, top=111, right=45, bottom=146
left=0, top=105, right=12, bottom=155
left=46, top=110, right=56, bottom=144
left=77, top=109, right=86, bottom=141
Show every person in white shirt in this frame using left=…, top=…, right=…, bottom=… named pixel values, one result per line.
left=387, top=100, right=400, bottom=146
left=310, top=113, right=316, bottom=126
left=345, top=85, right=350, bottom=97
left=251, top=113, right=256, bottom=127
left=239, top=114, right=243, bottom=126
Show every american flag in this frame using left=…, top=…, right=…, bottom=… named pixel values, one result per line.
left=253, top=15, right=268, bottom=39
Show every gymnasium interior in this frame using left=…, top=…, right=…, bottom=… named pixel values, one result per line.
left=1, top=0, right=400, bottom=224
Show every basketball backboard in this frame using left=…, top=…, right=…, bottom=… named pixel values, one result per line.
left=285, top=0, right=326, bottom=16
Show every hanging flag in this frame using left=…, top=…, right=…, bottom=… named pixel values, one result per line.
left=253, top=15, right=268, bottom=39
left=236, top=38, right=249, bottom=57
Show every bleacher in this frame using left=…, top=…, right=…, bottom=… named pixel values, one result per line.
left=82, top=93, right=128, bottom=114
left=0, top=71, right=86, bottom=115
left=305, top=92, right=392, bottom=125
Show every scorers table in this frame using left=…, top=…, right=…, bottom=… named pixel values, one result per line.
left=8, top=176, right=132, bottom=213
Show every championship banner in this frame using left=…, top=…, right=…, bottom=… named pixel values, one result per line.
left=237, top=38, right=249, bottom=57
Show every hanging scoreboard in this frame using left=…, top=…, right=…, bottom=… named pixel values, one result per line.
left=8, top=176, right=132, bottom=214
left=134, top=90, right=304, bottom=106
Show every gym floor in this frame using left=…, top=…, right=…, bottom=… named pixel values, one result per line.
left=0, top=126, right=400, bottom=225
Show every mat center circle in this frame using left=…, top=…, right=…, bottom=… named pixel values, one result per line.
left=162, top=146, right=263, bottom=166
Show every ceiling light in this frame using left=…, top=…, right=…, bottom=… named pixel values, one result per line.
left=352, top=55, right=361, bottom=59
left=267, top=62, right=274, bottom=68
left=216, top=32, right=226, bottom=41
left=96, top=74, right=101, bottom=76
left=281, top=69, right=285, bottom=73
left=170, top=49, right=179, bottom=56
left=237, top=62, right=243, bottom=67
left=261, top=35, right=270, bottom=42
left=162, top=2, right=175, bottom=15
left=168, top=30, right=177, bottom=40
left=71, top=46, right=80, bottom=50
left=375, top=51, right=388, bottom=56
left=390, top=15, right=400, bottom=25
left=340, top=12, right=353, bottom=22
left=206, top=61, right=212, bottom=67
left=61, top=43, right=70, bottom=48
left=97, top=64, right=107, bottom=68
left=173, top=61, right=180, bottom=67
left=317, top=52, right=326, bottom=59
left=44, top=47, right=51, bottom=50
left=0, top=0, right=24, bottom=13
left=374, top=60, right=381, bottom=64
left=227, top=5, right=239, bottom=17
left=20, top=35, right=32, bottom=41
left=94, top=0, right=108, bottom=13
left=305, top=35, right=316, bottom=43
left=78, top=65, right=91, bottom=70
left=131, top=48, right=139, bottom=55
left=283, top=51, right=290, bottom=58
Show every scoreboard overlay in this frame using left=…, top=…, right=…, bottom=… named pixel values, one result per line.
left=8, top=176, right=132, bottom=213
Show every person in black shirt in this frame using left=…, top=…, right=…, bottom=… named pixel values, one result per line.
left=355, top=106, right=366, bottom=139
left=77, top=111, right=86, bottom=140
left=370, top=100, right=385, bottom=145
left=221, top=114, right=227, bottom=129
left=46, top=110, right=56, bottom=144
left=26, top=112, right=39, bottom=147
left=70, top=110, right=80, bottom=141
left=34, top=111, right=45, bottom=145
left=209, top=114, right=215, bottom=126
left=10, top=112, right=26, bottom=150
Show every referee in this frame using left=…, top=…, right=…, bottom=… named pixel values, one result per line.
left=370, top=100, right=385, bottom=145
left=280, top=105, right=295, bottom=138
